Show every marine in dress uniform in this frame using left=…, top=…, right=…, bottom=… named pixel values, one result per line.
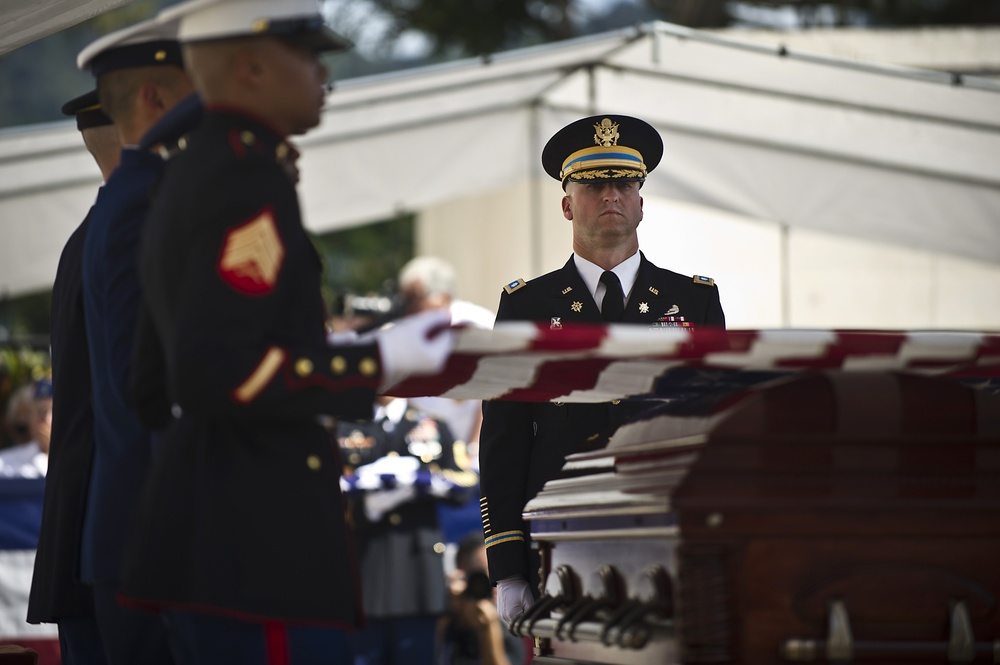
left=117, top=1, right=454, bottom=663
left=25, top=93, right=116, bottom=665
left=478, top=115, right=726, bottom=623
left=74, top=17, right=194, bottom=665
left=337, top=399, right=477, bottom=665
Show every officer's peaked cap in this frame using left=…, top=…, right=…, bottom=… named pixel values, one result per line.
left=77, top=15, right=183, bottom=76
left=61, top=89, right=113, bottom=130
left=542, top=114, right=663, bottom=190
left=160, top=0, right=352, bottom=53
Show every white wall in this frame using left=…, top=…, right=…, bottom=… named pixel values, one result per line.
left=417, top=182, right=1000, bottom=331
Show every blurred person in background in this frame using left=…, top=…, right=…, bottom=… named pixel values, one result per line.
left=0, top=378, right=52, bottom=479
left=398, top=257, right=494, bottom=552
left=338, top=395, right=478, bottom=665
left=436, top=533, right=524, bottom=665
left=3, top=383, right=36, bottom=450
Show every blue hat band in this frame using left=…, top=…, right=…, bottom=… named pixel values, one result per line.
left=560, top=146, right=646, bottom=181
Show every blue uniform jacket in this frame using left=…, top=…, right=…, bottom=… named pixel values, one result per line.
left=80, top=147, right=164, bottom=583
left=28, top=212, right=97, bottom=621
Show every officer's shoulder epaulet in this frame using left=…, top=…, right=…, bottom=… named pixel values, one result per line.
left=139, top=94, right=204, bottom=155
left=692, top=275, right=716, bottom=286
left=503, top=278, right=527, bottom=295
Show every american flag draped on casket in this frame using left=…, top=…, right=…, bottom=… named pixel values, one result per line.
left=0, top=478, right=58, bottom=659
left=390, top=324, right=1000, bottom=409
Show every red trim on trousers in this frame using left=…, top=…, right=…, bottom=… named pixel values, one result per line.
left=265, top=621, right=289, bottom=665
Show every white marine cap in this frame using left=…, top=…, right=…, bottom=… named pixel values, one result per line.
left=158, top=0, right=352, bottom=52
left=77, top=15, right=182, bottom=74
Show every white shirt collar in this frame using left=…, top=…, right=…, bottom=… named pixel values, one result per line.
left=374, top=397, right=409, bottom=424
left=573, top=251, right=641, bottom=308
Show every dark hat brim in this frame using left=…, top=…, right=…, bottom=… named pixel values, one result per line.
left=264, top=16, right=352, bottom=53
left=61, top=89, right=113, bottom=130
left=278, top=27, right=353, bottom=53
left=61, top=89, right=99, bottom=116
left=87, top=39, right=184, bottom=78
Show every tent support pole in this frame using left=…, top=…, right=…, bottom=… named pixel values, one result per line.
left=587, top=64, right=596, bottom=114
left=781, top=222, right=791, bottom=327
left=530, top=102, right=543, bottom=277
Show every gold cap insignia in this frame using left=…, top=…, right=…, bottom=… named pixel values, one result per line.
left=218, top=209, right=285, bottom=295
left=593, top=118, right=620, bottom=147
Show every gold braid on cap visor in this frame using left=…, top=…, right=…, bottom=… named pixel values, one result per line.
left=560, top=146, right=647, bottom=181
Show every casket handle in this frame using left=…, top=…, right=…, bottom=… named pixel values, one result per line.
left=599, top=565, right=674, bottom=648
left=780, top=599, right=999, bottom=663
left=555, top=565, right=627, bottom=641
left=510, top=565, right=578, bottom=638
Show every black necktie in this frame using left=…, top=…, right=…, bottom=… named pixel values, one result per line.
left=600, top=270, right=625, bottom=322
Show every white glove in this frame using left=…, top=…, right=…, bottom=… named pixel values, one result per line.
left=327, top=329, right=359, bottom=345
left=496, top=575, right=535, bottom=627
left=375, top=309, right=454, bottom=392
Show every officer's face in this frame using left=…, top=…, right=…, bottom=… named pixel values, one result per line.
left=562, top=180, right=643, bottom=249
left=262, top=38, right=330, bottom=135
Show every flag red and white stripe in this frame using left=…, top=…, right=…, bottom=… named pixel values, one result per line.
left=390, top=324, right=1000, bottom=402
left=0, top=478, right=59, bottom=661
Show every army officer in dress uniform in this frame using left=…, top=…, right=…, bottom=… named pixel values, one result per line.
left=478, top=114, right=726, bottom=626
left=338, top=397, right=477, bottom=664
left=119, top=0, right=454, bottom=663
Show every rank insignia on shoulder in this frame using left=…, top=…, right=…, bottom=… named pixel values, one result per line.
left=693, top=275, right=715, bottom=286
left=504, top=278, right=527, bottom=294
left=218, top=208, right=285, bottom=295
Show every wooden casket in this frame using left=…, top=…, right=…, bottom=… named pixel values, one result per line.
left=516, top=372, right=1000, bottom=664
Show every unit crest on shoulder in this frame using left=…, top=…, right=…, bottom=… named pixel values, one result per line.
left=503, top=278, right=527, bottom=295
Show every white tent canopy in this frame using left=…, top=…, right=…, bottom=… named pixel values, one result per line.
left=297, top=22, right=1000, bottom=260
left=2, top=21, right=1000, bottom=307
left=0, top=0, right=134, bottom=56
